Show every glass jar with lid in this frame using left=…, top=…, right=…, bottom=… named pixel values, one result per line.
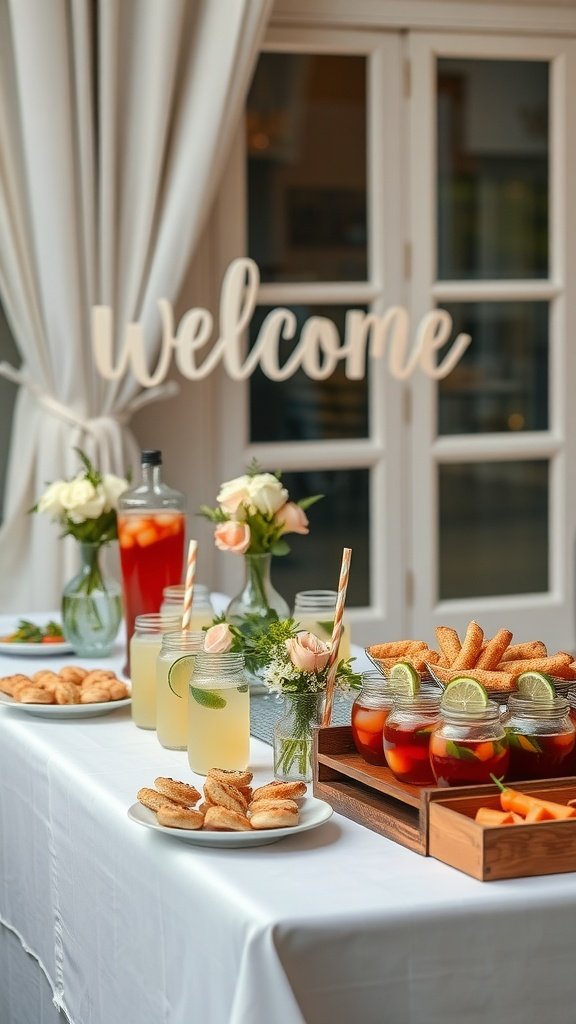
left=383, top=690, right=442, bottom=785
left=187, top=652, right=250, bottom=775
left=429, top=702, right=509, bottom=787
left=156, top=630, right=204, bottom=750
left=130, top=613, right=181, bottom=729
left=351, top=671, right=394, bottom=766
left=501, top=695, right=575, bottom=780
left=160, top=583, right=214, bottom=630
left=293, top=590, right=351, bottom=661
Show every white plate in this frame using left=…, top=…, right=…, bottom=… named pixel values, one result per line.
left=127, top=796, right=333, bottom=848
left=0, top=640, right=72, bottom=656
left=0, top=693, right=131, bottom=719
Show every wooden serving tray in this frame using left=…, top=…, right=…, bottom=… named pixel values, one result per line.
left=313, top=725, right=576, bottom=879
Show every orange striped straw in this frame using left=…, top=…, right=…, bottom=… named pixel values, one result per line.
left=322, top=547, right=352, bottom=726
left=181, top=539, right=198, bottom=631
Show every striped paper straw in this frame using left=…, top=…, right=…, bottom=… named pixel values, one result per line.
left=181, top=539, right=198, bottom=630
left=322, top=547, right=352, bottom=727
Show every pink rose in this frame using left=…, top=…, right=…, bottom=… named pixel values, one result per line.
left=214, top=521, right=251, bottom=554
left=286, top=632, right=330, bottom=673
left=275, top=501, right=309, bottom=536
left=204, top=623, right=233, bottom=653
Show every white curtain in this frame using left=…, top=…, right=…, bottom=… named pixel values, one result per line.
left=0, top=0, right=272, bottom=611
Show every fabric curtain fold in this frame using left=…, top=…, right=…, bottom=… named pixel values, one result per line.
left=0, top=0, right=272, bottom=610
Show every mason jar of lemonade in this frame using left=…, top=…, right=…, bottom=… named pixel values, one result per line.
left=156, top=631, right=204, bottom=750
left=160, top=583, right=214, bottom=629
left=293, top=590, right=351, bottom=661
left=187, top=652, right=250, bottom=775
left=130, top=614, right=181, bottom=729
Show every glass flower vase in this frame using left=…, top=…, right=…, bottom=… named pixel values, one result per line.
left=273, top=692, right=324, bottom=783
left=61, top=542, right=122, bottom=657
left=225, top=553, right=289, bottom=625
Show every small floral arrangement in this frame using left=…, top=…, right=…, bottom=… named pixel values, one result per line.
left=33, top=449, right=129, bottom=545
left=199, top=460, right=322, bottom=556
left=203, top=619, right=360, bottom=695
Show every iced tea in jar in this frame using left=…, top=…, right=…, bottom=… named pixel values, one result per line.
left=351, top=671, right=394, bottom=766
left=430, top=701, right=509, bottom=786
left=383, top=690, right=441, bottom=785
left=501, top=694, right=575, bottom=781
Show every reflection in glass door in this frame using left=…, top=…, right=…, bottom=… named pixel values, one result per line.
left=410, top=35, right=576, bottom=648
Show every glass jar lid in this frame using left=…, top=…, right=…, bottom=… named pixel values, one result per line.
left=506, top=694, right=570, bottom=719
left=293, top=589, right=338, bottom=612
left=391, top=690, right=442, bottom=712
left=159, top=630, right=205, bottom=652
left=440, top=699, right=501, bottom=726
left=193, top=652, right=245, bottom=678
left=134, top=614, right=181, bottom=633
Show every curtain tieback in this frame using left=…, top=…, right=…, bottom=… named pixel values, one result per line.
left=0, top=362, right=179, bottom=433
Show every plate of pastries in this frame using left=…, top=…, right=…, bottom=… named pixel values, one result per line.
left=0, top=666, right=131, bottom=717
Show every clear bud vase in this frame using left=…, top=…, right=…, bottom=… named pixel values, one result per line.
left=61, top=542, right=122, bottom=657
left=225, top=553, right=290, bottom=625
left=273, top=692, right=324, bottom=783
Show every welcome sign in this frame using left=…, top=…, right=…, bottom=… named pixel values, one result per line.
left=92, top=257, right=471, bottom=386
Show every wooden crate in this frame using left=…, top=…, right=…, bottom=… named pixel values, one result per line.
left=313, top=725, right=576, bottom=879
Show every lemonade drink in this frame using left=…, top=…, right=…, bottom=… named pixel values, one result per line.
left=130, top=614, right=180, bottom=729
left=187, top=653, right=250, bottom=774
left=293, top=590, right=352, bottom=662
left=156, top=631, right=204, bottom=750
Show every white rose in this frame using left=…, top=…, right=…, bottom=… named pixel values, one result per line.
left=245, top=473, right=288, bottom=516
left=217, top=474, right=252, bottom=515
left=36, top=480, right=68, bottom=519
left=61, top=478, right=107, bottom=523
left=102, top=473, right=129, bottom=511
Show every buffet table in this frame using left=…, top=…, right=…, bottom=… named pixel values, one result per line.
left=2, top=626, right=576, bottom=1024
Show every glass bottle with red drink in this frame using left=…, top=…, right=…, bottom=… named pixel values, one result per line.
left=429, top=702, right=509, bottom=787
left=383, top=690, right=442, bottom=785
left=351, top=671, right=394, bottom=767
left=117, top=450, right=186, bottom=673
left=500, top=694, right=575, bottom=781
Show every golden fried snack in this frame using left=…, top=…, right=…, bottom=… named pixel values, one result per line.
left=476, top=629, right=513, bottom=670
left=18, top=686, right=54, bottom=704
left=500, top=642, right=547, bottom=662
left=248, top=798, right=299, bottom=816
left=435, top=626, right=462, bottom=664
left=203, top=806, right=253, bottom=832
left=250, top=805, right=299, bottom=830
left=58, top=666, right=87, bottom=684
left=137, top=787, right=181, bottom=813
left=252, top=780, right=307, bottom=802
left=207, top=767, right=253, bottom=788
left=368, top=640, right=426, bottom=660
left=80, top=685, right=112, bottom=704
left=432, top=664, right=516, bottom=692
left=238, top=785, right=253, bottom=802
left=496, top=654, right=572, bottom=677
left=410, top=649, right=440, bottom=672
left=154, top=777, right=201, bottom=807
left=451, top=621, right=484, bottom=671
left=81, top=670, right=116, bottom=688
left=203, top=777, right=248, bottom=814
left=54, top=682, right=82, bottom=705
left=157, top=805, right=205, bottom=830
left=0, top=674, right=31, bottom=697
left=108, top=680, right=130, bottom=700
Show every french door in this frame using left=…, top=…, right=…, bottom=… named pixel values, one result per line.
left=215, top=26, right=576, bottom=650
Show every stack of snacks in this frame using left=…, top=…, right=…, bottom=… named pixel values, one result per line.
left=137, top=769, right=306, bottom=831
left=0, top=667, right=129, bottom=705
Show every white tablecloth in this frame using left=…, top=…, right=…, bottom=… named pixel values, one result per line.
left=2, top=621, right=576, bottom=1024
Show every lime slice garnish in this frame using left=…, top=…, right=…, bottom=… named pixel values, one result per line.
left=516, top=670, right=555, bottom=703
left=167, top=655, right=196, bottom=698
left=388, top=661, right=420, bottom=696
left=441, top=676, right=489, bottom=711
left=189, top=685, right=227, bottom=710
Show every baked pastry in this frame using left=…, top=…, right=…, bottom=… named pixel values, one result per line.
left=108, top=680, right=130, bottom=700
left=32, top=670, right=60, bottom=687
left=203, top=806, right=253, bottom=832
left=157, top=805, right=205, bottom=830
left=80, top=685, right=112, bottom=704
left=0, top=674, right=31, bottom=697
left=203, top=777, right=248, bottom=814
left=137, top=788, right=181, bottom=813
left=59, top=666, right=87, bottom=684
left=251, top=780, right=307, bottom=802
left=250, top=805, right=299, bottom=830
left=18, top=686, right=54, bottom=704
left=54, top=682, right=81, bottom=705
left=248, top=798, right=299, bottom=816
left=154, top=777, right=201, bottom=808
left=207, top=767, right=253, bottom=788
